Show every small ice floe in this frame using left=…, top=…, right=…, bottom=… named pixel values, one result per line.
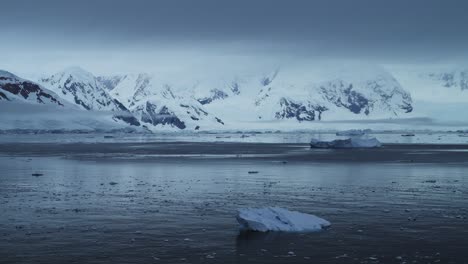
left=335, top=129, right=371, bottom=137
left=310, top=137, right=382, bottom=149
left=236, top=207, right=330, bottom=232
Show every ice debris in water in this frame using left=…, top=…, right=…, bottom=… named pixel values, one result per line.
left=335, top=129, right=371, bottom=137
left=310, top=137, right=382, bottom=149
left=236, top=207, right=330, bottom=232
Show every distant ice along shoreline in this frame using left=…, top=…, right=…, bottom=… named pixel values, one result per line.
left=0, top=130, right=467, bottom=145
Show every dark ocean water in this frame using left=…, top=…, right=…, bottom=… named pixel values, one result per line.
left=1, top=146, right=467, bottom=264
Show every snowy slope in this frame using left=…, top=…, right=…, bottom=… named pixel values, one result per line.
left=39, top=67, right=140, bottom=126
left=426, top=69, right=468, bottom=91
left=96, top=64, right=414, bottom=130
left=391, top=66, right=468, bottom=104
left=194, top=65, right=413, bottom=125
left=389, top=65, right=468, bottom=123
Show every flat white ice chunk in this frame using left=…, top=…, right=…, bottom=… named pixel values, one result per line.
left=310, top=137, right=382, bottom=149
left=336, top=129, right=371, bottom=137
left=236, top=207, right=331, bottom=232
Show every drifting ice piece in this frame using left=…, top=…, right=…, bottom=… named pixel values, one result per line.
left=310, top=137, right=382, bottom=149
left=335, top=129, right=371, bottom=137
left=236, top=207, right=331, bottom=232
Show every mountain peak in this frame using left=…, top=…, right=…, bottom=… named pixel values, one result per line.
left=0, top=70, right=20, bottom=80
left=39, top=66, right=141, bottom=126
left=59, top=66, right=95, bottom=83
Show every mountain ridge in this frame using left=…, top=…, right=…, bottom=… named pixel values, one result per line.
left=3, top=64, right=467, bottom=131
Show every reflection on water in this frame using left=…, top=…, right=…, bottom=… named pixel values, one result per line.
left=0, top=156, right=467, bottom=263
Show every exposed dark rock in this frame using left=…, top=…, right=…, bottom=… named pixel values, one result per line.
left=260, top=69, right=279, bottom=86
left=114, top=115, right=141, bottom=126
left=320, top=82, right=370, bottom=115
left=255, top=87, right=272, bottom=106
left=140, top=102, right=186, bottom=129
left=215, top=117, right=225, bottom=125
left=429, top=70, right=468, bottom=90
left=0, top=77, right=63, bottom=106
left=230, top=81, right=240, bottom=95
left=275, top=98, right=328, bottom=121
left=399, top=101, right=413, bottom=113
left=198, top=89, right=229, bottom=105
left=191, top=106, right=208, bottom=116
left=113, top=99, right=130, bottom=112
left=461, top=71, right=468, bottom=90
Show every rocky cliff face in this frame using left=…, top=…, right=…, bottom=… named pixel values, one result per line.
left=275, top=98, right=328, bottom=121
left=0, top=70, right=64, bottom=106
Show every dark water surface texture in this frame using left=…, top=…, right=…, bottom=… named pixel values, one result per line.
left=1, top=142, right=467, bottom=263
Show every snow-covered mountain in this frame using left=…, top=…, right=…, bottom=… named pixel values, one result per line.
left=390, top=65, right=468, bottom=105
left=312, top=72, right=413, bottom=117
left=425, top=69, right=468, bottom=91
left=385, top=66, right=468, bottom=124
left=93, top=65, right=415, bottom=130
left=7, top=63, right=468, bottom=132
left=97, top=74, right=226, bottom=130
left=0, top=70, right=64, bottom=106
left=0, top=70, right=140, bottom=132
left=40, top=67, right=140, bottom=126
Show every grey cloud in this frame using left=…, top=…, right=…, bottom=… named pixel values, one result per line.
left=1, top=0, right=468, bottom=72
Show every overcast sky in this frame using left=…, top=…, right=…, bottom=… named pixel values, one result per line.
left=2, top=0, right=468, bottom=75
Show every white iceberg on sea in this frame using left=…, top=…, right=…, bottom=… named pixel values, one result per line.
left=236, top=207, right=331, bottom=232
left=310, top=137, right=382, bottom=149
left=335, top=129, right=371, bottom=137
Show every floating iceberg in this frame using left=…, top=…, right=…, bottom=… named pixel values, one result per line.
left=310, top=137, right=382, bottom=149
left=336, top=129, right=371, bottom=137
left=236, top=207, right=331, bottom=232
